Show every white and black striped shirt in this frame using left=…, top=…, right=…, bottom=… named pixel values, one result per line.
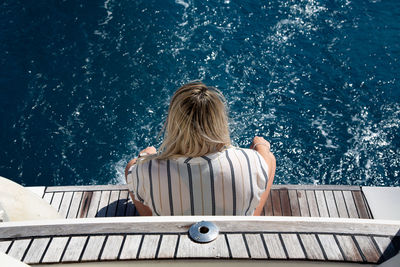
left=127, top=146, right=269, bottom=216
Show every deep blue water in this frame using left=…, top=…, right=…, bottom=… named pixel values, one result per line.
left=1, top=0, right=399, bottom=187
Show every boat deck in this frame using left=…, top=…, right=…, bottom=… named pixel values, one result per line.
left=0, top=217, right=399, bottom=265
left=36, top=184, right=373, bottom=219
left=1, top=184, right=399, bottom=266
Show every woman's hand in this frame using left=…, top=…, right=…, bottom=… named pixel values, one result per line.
left=250, top=136, right=271, bottom=152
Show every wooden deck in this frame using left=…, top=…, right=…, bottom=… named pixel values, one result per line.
left=34, top=184, right=373, bottom=219
left=0, top=184, right=398, bottom=265
left=0, top=217, right=399, bottom=265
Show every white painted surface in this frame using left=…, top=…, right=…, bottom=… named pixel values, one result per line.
left=362, top=186, right=400, bottom=220
left=0, top=251, right=31, bottom=267
left=0, top=177, right=61, bottom=221
left=26, top=186, right=46, bottom=198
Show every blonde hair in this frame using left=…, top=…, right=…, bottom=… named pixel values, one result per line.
left=155, top=81, right=231, bottom=160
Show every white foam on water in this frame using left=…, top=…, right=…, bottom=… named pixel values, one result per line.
left=334, top=103, right=400, bottom=185
left=175, top=0, right=189, bottom=9
left=311, top=118, right=339, bottom=149
left=108, top=157, right=129, bottom=185
left=173, top=0, right=194, bottom=53
left=99, top=0, right=114, bottom=25
left=267, top=0, right=327, bottom=48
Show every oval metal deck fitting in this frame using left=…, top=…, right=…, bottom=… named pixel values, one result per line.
left=188, top=221, right=219, bottom=243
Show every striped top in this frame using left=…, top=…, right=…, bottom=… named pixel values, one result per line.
left=127, top=147, right=269, bottom=216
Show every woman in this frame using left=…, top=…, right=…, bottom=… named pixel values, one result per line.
left=125, top=82, right=276, bottom=216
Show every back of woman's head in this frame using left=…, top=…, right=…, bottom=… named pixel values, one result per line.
left=156, top=81, right=231, bottom=159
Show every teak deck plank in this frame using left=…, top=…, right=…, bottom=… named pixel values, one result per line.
left=23, top=237, right=50, bottom=264
left=279, top=189, right=292, bottom=216
left=116, top=191, right=129, bottom=216
left=86, top=191, right=102, bottom=218
left=343, top=191, right=359, bottom=218
left=41, top=237, right=69, bottom=263
left=299, top=234, right=325, bottom=260
left=137, top=235, right=160, bottom=259
left=354, top=235, right=380, bottom=263
left=226, top=234, right=249, bottom=258
left=334, top=191, right=349, bottom=218
left=306, top=190, right=319, bottom=217
left=244, top=234, right=268, bottom=259
left=125, top=198, right=136, bottom=216
left=271, top=190, right=282, bottom=216
left=96, top=191, right=111, bottom=217
left=61, top=236, right=87, bottom=262
left=263, top=234, right=286, bottom=259
left=297, top=190, right=310, bottom=217
left=317, top=234, right=344, bottom=261
left=7, top=239, right=31, bottom=261
left=335, top=235, right=363, bottom=262
left=324, top=190, right=339, bottom=218
left=67, top=192, right=83, bottom=219
left=78, top=192, right=93, bottom=218
left=119, top=235, right=142, bottom=260
left=58, top=191, right=73, bottom=218
left=288, top=190, right=300, bottom=216
left=315, top=190, right=329, bottom=217
left=157, top=234, right=179, bottom=259
left=80, top=235, right=106, bottom=261
left=106, top=191, right=120, bottom=217
left=264, top=193, right=273, bottom=216
left=281, top=234, right=306, bottom=259
left=176, top=234, right=229, bottom=258
left=352, top=191, right=370, bottom=219
left=101, top=235, right=124, bottom=260
left=0, top=240, right=11, bottom=253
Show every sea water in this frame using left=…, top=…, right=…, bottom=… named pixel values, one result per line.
left=0, top=0, right=399, bottom=186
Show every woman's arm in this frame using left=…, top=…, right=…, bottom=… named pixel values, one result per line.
left=251, top=137, right=276, bottom=216
left=124, top=146, right=156, bottom=216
